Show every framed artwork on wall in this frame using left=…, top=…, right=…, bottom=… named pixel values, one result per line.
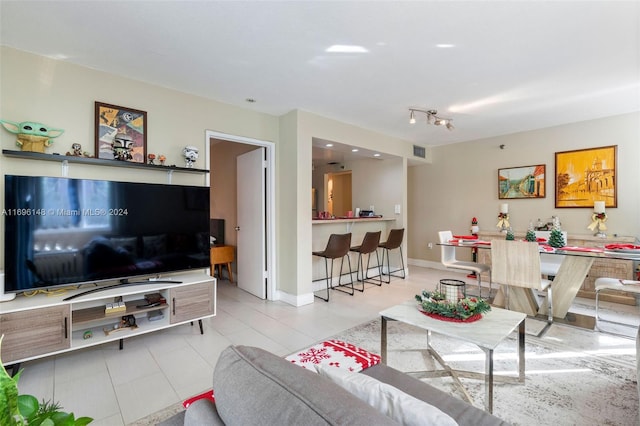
left=555, top=145, right=617, bottom=208
left=95, top=102, right=147, bottom=163
left=498, top=164, right=546, bottom=199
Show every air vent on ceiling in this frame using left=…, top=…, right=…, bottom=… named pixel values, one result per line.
left=413, top=145, right=426, bottom=159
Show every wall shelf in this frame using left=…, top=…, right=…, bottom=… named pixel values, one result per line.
left=2, top=149, right=209, bottom=174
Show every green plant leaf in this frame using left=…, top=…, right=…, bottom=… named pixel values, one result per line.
left=0, top=335, right=22, bottom=425
left=74, top=417, right=94, bottom=426
left=18, top=394, right=39, bottom=419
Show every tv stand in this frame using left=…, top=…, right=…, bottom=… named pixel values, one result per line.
left=0, top=273, right=215, bottom=365
left=62, top=278, right=184, bottom=301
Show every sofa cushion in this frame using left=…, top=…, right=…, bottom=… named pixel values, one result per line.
left=213, top=345, right=397, bottom=426
left=316, top=364, right=458, bottom=426
left=362, top=363, right=510, bottom=426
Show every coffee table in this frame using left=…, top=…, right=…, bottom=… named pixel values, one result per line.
left=380, top=301, right=526, bottom=413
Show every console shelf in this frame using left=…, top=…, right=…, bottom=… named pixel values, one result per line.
left=72, top=300, right=169, bottom=325
left=2, top=149, right=209, bottom=174
left=0, top=273, right=216, bottom=364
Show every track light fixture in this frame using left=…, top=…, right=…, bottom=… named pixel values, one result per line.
left=408, top=108, right=454, bottom=130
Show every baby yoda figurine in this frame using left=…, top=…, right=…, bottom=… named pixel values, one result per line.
left=0, top=119, right=64, bottom=153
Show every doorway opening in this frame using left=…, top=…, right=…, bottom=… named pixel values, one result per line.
left=204, top=130, right=276, bottom=300
left=325, top=170, right=352, bottom=217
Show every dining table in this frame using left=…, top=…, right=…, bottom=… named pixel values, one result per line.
left=439, top=238, right=640, bottom=329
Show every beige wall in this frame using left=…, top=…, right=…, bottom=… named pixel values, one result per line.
left=408, top=112, right=640, bottom=264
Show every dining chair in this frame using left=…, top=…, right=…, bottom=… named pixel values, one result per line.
left=312, top=233, right=354, bottom=302
left=438, top=230, right=491, bottom=299
left=490, top=239, right=553, bottom=326
left=535, top=230, right=568, bottom=278
left=594, top=277, right=640, bottom=331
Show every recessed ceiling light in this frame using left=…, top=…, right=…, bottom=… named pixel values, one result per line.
left=352, top=148, right=359, bottom=152
left=436, top=44, right=455, bottom=48
left=325, top=143, right=333, bottom=147
left=373, top=153, right=381, bottom=157
left=326, top=45, right=368, bottom=53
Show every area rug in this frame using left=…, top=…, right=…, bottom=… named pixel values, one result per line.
left=331, top=318, right=638, bottom=426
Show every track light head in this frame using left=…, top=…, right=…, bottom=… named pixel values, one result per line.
left=409, top=110, right=416, bottom=124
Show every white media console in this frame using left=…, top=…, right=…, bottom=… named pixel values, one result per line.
left=0, top=272, right=216, bottom=365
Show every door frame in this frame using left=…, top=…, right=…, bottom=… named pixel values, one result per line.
left=204, top=130, right=276, bottom=301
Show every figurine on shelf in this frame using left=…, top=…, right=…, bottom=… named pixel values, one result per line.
left=158, top=154, right=166, bottom=166
left=0, top=119, right=64, bottom=153
left=147, top=153, right=156, bottom=164
left=183, top=145, right=199, bottom=168
left=65, top=142, right=92, bottom=157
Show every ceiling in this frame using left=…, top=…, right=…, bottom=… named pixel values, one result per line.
left=1, top=1, right=639, bottom=151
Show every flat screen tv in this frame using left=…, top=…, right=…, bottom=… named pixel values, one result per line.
left=4, top=175, right=210, bottom=294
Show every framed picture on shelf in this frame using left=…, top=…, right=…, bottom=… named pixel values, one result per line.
left=94, top=102, right=147, bottom=163
left=498, top=164, right=546, bottom=199
left=555, top=145, right=617, bottom=208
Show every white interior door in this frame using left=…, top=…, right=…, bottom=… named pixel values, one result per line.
left=237, top=148, right=266, bottom=299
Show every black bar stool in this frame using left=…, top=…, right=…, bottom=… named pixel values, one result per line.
left=378, top=228, right=406, bottom=283
left=312, top=233, right=354, bottom=301
left=349, top=231, right=382, bottom=291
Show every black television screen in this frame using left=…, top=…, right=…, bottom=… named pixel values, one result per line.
left=4, top=175, right=210, bottom=293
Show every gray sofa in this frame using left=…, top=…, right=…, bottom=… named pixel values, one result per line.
left=165, top=345, right=509, bottom=425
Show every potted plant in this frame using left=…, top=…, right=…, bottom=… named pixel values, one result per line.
left=1, top=336, right=93, bottom=425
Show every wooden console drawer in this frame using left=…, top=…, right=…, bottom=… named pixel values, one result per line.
left=0, top=305, right=70, bottom=363
left=170, top=281, right=215, bottom=324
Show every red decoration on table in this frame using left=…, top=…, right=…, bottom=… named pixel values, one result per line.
left=421, top=311, right=483, bottom=323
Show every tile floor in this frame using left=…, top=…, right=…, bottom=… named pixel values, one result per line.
left=14, top=266, right=640, bottom=425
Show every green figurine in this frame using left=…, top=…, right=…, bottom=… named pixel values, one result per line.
left=0, top=119, right=64, bottom=153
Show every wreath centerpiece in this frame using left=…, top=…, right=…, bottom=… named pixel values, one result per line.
left=415, top=290, right=491, bottom=323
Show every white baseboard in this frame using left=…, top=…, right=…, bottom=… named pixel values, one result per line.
left=276, top=289, right=314, bottom=307
left=407, top=258, right=446, bottom=270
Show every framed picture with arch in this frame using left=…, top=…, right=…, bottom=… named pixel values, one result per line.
left=555, top=145, right=617, bottom=208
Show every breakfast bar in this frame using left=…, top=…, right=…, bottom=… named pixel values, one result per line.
left=312, top=217, right=397, bottom=284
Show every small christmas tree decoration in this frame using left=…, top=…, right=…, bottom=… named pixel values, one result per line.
left=506, top=229, right=515, bottom=240
left=548, top=228, right=566, bottom=248
left=525, top=229, right=536, bottom=242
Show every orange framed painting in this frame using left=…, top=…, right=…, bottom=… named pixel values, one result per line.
left=498, top=164, right=545, bottom=199
left=555, top=145, right=617, bottom=208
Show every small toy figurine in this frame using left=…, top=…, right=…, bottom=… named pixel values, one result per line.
left=147, top=153, right=156, bottom=164
left=158, top=154, right=166, bottom=166
left=183, top=145, right=199, bottom=168
left=65, top=142, right=91, bottom=157
left=0, top=119, right=64, bottom=152
left=112, top=132, right=133, bottom=161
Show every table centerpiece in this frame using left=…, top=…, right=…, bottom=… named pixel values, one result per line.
left=415, top=290, right=491, bottom=323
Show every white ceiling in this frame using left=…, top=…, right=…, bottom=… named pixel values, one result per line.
left=1, top=1, right=639, bottom=150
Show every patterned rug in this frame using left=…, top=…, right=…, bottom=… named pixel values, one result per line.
left=332, top=317, right=639, bottom=426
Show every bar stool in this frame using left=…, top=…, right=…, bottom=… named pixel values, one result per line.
left=312, top=233, right=354, bottom=301
left=378, top=228, right=406, bottom=283
left=349, top=231, right=382, bottom=291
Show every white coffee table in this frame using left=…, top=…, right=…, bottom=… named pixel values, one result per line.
left=380, top=301, right=526, bottom=413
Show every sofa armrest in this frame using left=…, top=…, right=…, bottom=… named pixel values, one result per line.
left=184, top=398, right=225, bottom=426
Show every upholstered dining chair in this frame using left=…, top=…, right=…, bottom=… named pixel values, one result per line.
left=535, top=230, right=568, bottom=278
left=490, top=239, right=553, bottom=326
left=312, top=233, right=354, bottom=302
left=438, top=230, right=491, bottom=299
